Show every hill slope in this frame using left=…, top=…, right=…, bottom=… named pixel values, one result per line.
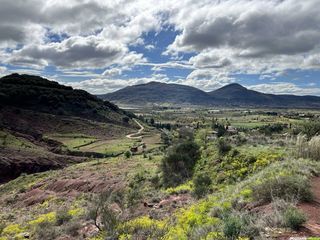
left=0, top=73, right=134, bottom=123
left=209, top=83, right=320, bottom=108
left=100, top=81, right=320, bottom=108
left=0, top=74, right=136, bottom=182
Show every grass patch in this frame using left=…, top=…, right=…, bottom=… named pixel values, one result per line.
left=252, top=175, right=313, bottom=203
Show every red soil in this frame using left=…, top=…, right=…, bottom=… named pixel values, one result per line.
left=297, top=177, right=320, bottom=236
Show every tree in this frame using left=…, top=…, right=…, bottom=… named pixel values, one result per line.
left=122, top=116, right=130, bottom=124
left=161, top=140, right=200, bottom=187
left=87, top=191, right=124, bottom=238
left=193, top=174, right=212, bottom=198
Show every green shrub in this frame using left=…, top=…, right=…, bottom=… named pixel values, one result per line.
left=193, top=174, right=212, bottom=199
left=150, top=174, right=161, bottom=188
left=223, top=215, right=242, bottom=239
left=126, top=185, right=143, bottom=207
left=297, top=121, right=320, bottom=138
left=252, top=175, right=313, bottom=203
left=284, top=207, right=306, bottom=230
left=222, top=211, right=260, bottom=240
left=161, top=140, right=200, bottom=187
left=87, top=191, right=123, bottom=238
left=124, top=150, right=132, bottom=158
left=55, top=209, right=72, bottom=226
left=64, top=221, right=81, bottom=237
left=258, top=123, right=285, bottom=135
left=217, top=138, right=231, bottom=155
left=33, top=221, right=58, bottom=240
left=0, top=221, right=5, bottom=235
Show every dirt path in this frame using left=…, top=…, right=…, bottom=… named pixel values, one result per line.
left=297, top=177, right=320, bottom=236
left=126, top=119, right=144, bottom=139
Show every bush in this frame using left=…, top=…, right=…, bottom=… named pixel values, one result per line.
left=223, top=215, right=242, bottom=239
left=217, top=138, right=231, bottom=155
left=296, top=135, right=320, bottom=161
left=193, top=174, right=212, bottom=199
left=64, top=221, right=81, bottom=237
left=55, top=209, right=72, bottom=226
left=258, top=198, right=290, bottom=228
left=297, top=121, right=320, bottom=138
left=124, top=150, right=132, bottom=158
left=161, top=140, right=200, bottom=187
left=222, top=211, right=260, bottom=239
left=122, top=116, right=130, bottom=124
left=0, top=222, right=5, bottom=235
left=87, top=191, right=122, bottom=238
left=213, top=123, right=226, bottom=137
left=284, top=207, right=306, bottom=230
left=126, top=184, right=143, bottom=207
left=252, top=175, right=313, bottom=203
left=34, top=221, right=58, bottom=240
left=259, top=123, right=285, bottom=135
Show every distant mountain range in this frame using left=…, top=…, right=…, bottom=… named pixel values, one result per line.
left=100, top=81, right=320, bottom=108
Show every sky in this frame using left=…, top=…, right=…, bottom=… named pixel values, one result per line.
left=0, top=0, right=320, bottom=95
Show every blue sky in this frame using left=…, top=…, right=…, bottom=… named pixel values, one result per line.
left=0, top=0, right=320, bottom=95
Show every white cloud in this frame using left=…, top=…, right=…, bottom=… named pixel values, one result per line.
left=0, top=66, right=8, bottom=77
left=102, top=68, right=122, bottom=77
left=1, top=0, right=320, bottom=95
left=66, top=73, right=170, bottom=94
left=249, top=83, right=320, bottom=96
left=3, top=36, right=145, bottom=69
left=145, top=44, right=155, bottom=50
left=165, top=0, right=320, bottom=75
left=185, top=69, right=235, bottom=91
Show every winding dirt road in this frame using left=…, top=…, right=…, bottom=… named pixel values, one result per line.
left=126, top=119, right=144, bottom=139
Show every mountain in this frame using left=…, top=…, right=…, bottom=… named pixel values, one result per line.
left=99, top=81, right=214, bottom=105
left=100, top=81, right=320, bottom=108
left=0, top=73, right=136, bottom=182
left=209, top=83, right=320, bottom=108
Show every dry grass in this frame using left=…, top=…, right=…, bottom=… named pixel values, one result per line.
left=296, top=134, right=320, bottom=160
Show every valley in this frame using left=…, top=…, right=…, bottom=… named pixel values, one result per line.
left=1, top=74, right=320, bottom=240
left=1, top=0, right=320, bottom=239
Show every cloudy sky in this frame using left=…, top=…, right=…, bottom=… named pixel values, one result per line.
left=0, top=0, right=320, bottom=95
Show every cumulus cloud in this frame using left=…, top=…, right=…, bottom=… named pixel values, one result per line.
left=102, top=68, right=122, bottom=77
left=0, top=0, right=159, bottom=69
left=249, top=83, right=320, bottom=96
left=3, top=36, right=145, bottom=69
left=168, top=0, right=320, bottom=55
left=166, top=0, right=320, bottom=75
left=1, top=0, right=320, bottom=94
left=185, top=69, right=235, bottom=91
left=66, top=74, right=169, bottom=94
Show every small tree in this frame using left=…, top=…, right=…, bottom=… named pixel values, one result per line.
left=87, top=191, right=124, bottom=238
left=217, top=138, right=231, bottom=155
left=193, top=174, right=212, bottom=198
left=161, top=140, right=200, bottom=187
